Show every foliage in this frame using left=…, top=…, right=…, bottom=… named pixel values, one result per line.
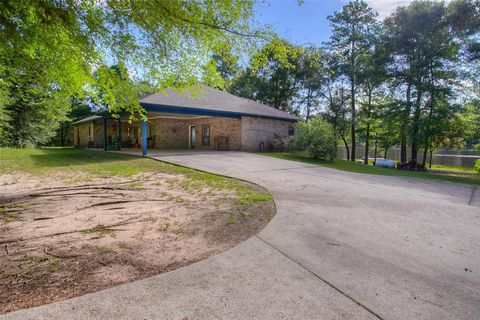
left=475, top=159, right=480, bottom=173
left=0, top=0, right=263, bottom=146
left=230, top=38, right=302, bottom=113
left=295, top=118, right=337, bottom=160
left=460, top=99, right=480, bottom=149
left=51, top=99, right=94, bottom=146
left=2, top=55, right=70, bottom=147
left=327, top=0, right=380, bottom=162
left=295, top=47, right=326, bottom=120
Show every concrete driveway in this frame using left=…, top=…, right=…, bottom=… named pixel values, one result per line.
left=3, top=151, right=479, bottom=320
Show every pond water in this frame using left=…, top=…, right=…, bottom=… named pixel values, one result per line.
left=336, top=147, right=480, bottom=168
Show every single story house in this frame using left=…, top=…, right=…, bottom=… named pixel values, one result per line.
left=72, top=85, right=298, bottom=155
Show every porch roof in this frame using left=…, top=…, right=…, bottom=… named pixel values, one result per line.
left=72, top=115, right=103, bottom=125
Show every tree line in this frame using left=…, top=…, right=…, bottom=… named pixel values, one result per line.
left=216, top=0, right=480, bottom=167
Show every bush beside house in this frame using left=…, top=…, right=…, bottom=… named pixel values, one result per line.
left=295, top=118, right=337, bottom=160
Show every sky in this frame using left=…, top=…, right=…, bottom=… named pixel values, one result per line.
left=253, top=0, right=414, bottom=46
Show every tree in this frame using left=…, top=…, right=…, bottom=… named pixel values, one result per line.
left=0, top=0, right=263, bottom=146
left=3, top=55, right=70, bottom=147
left=316, top=52, right=351, bottom=159
left=53, top=99, right=94, bottom=146
left=209, top=45, right=241, bottom=90
left=296, top=47, right=326, bottom=121
left=230, top=38, right=302, bottom=113
left=374, top=98, right=402, bottom=160
left=296, top=118, right=337, bottom=160
left=460, top=99, right=480, bottom=149
left=327, top=0, right=379, bottom=162
left=384, top=0, right=480, bottom=165
left=358, top=43, right=387, bottom=164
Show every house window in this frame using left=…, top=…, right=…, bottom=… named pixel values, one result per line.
left=288, top=125, right=295, bottom=136
left=202, top=124, right=210, bottom=146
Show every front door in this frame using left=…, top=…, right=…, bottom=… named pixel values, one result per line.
left=189, top=125, right=196, bottom=149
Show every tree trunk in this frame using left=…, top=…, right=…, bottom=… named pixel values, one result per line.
left=400, top=83, right=412, bottom=163
left=350, top=36, right=356, bottom=162
left=429, top=147, right=433, bottom=168
left=363, top=90, right=372, bottom=165
left=421, top=88, right=435, bottom=167
left=341, top=135, right=350, bottom=161
left=400, top=135, right=407, bottom=163
left=306, top=89, right=312, bottom=122
left=60, top=126, right=65, bottom=146
left=411, top=88, right=423, bottom=162
left=384, top=148, right=388, bottom=160
left=373, top=135, right=378, bottom=165
left=422, top=145, right=429, bottom=167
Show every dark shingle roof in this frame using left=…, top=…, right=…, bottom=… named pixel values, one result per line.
left=140, top=85, right=298, bottom=121
left=72, top=115, right=103, bottom=125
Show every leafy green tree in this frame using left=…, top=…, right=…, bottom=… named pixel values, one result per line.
left=228, top=69, right=260, bottom=100
left=296, top=118, right=337, bottom=160
left=231, top=38, right=302, bottom=113
left=3, top=55, right=70, bottom=147
left=296, top=47, right=326, bottom=121
left=321, top=79, right=351, bottom=160
left=207, top=45, right=241, bottom=90
left=474, top=159, right=480, bottom=173
left=460, top=99, right=480, bottom=149
left=53, top=99, right=94, bottom=146
left=384, top=0, right=479, bottom=165
left=327, top=0, right=380, bottom=162
left=358, top=43, right=387, bottom=164
left=374, top=99, right=402, bottom=160
left=0, top=0, right=262, bottom=146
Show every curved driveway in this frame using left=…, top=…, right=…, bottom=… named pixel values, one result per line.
left=3, top=151, right=479, bottom=320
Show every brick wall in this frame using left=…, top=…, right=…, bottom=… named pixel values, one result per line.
left=241, top=116, right=295, bottom=152
left=144, top=116, right=242, bottom=151
left=74, top=123, right=94, bottom=147
left=151, top=118, right=190, bottom=149
left=74, top=115, right=294, bottom=151
left=189, top=117, right=242, bottom=151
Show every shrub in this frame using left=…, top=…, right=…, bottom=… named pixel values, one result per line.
left=295, top=118, right=337, bottom=160
left=474, top=159, right=480, bottom=174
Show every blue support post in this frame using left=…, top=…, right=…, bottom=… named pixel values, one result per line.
left=142, top=120, right=147, bottom=156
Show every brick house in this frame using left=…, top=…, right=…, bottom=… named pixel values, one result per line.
left=72, top=85, right=298, bottom=155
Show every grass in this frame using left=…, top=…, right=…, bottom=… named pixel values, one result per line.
left=0, top=147, right=272, bottom=204
left=0, top=147, right=188, bottom=176
left=261, top=152, right=480, bottom=186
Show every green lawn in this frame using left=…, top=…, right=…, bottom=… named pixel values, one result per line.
left=0, top=147, right=272, bottom=203
left=0, top=147, right=187, bottom=176
left=261, top=152, right=480, bottom=186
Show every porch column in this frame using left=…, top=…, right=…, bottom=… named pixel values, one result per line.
left=103, top=117, right=107, bottom=151
left=142, top=120, right=147, bottom=156
left=118, top=118, right=122, bottom=150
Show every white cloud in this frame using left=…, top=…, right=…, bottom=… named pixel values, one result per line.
left=366, top=0, right=413, bottom=19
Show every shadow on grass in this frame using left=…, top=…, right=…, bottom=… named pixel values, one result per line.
left=28, top=149, right=136, bottom=168
left=0, top=147, right=179, bottom=176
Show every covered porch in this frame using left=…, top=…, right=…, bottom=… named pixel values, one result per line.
left=91, top=110, right=241, bottom=156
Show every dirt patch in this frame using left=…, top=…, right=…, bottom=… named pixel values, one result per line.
left=0, top=171, right=274, bottom=314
